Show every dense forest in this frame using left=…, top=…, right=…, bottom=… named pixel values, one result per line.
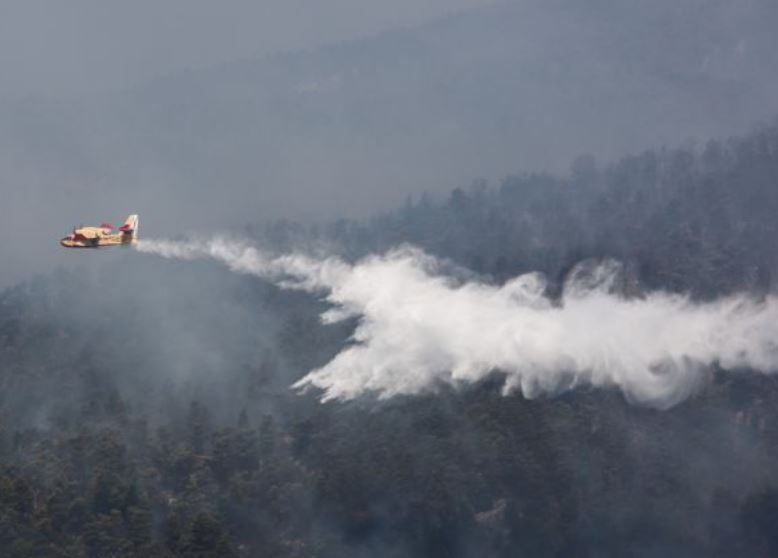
left=2, top=121, right=778, bottom=556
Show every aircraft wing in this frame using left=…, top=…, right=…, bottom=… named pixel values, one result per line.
left=77, top=228, right=100, bottom=239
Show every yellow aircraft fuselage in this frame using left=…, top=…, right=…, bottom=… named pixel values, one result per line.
left=60, top=215, right=139, bottom=248
left=60, top=228, right=137, bottom=248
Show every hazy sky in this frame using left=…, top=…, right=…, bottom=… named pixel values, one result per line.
left=1, top=0, right=777, bottom=288
left=0, top=0, right=497, bottom=98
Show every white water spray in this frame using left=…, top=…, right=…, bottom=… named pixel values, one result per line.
left=137, top=238, right=778, bottom=408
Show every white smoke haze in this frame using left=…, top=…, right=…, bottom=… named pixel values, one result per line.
left=137, top=238, right=778, bottom=408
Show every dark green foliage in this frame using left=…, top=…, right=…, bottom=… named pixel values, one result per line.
left=181, top=513, right=234, bottom=558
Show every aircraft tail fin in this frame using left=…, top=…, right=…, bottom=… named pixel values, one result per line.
left=119, top=214, right=139, bottom=242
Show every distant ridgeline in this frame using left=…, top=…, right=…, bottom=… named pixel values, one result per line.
left=0, top=122, right=778, bottom=556
left=264, top=119, right=778, bottom=299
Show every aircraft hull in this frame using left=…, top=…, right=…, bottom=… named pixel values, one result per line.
left=60, top=236, right=138, bottom=248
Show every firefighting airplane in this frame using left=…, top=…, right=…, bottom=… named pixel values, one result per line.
left=60, top=214, right=138, bottom=248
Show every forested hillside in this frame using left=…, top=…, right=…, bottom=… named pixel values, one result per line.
left=2, top=122, right=778, bottom=556
left=286, top=118, right=778, bottom=298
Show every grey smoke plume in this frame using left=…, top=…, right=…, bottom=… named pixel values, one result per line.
left=137, top=238, right=778, bottom=408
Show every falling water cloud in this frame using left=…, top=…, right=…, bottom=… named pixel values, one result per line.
left=137, top=237, right=778, bottom=408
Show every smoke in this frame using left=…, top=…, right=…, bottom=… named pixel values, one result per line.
left=137, top=237, right=778, bottom=408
